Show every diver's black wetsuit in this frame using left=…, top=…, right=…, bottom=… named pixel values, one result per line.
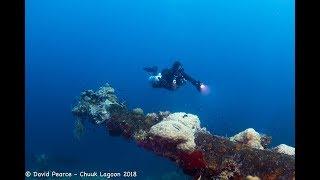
left=144, top=61, right=202, bottom=91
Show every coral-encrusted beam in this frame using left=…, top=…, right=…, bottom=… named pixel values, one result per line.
left=195, top=133, right=294, bottom=179
left=72, top=84, right=295, bottom=180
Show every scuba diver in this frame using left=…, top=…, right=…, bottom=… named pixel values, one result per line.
left=143, top=61, right=208, bottom=93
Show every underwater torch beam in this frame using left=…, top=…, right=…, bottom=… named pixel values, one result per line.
left=72, top=84, right=295, bottom=179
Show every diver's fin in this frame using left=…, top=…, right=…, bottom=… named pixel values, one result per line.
left=143, top=66, right=158, bottom=75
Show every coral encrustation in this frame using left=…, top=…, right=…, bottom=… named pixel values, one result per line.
left=72, top=83, right=295, bottom=179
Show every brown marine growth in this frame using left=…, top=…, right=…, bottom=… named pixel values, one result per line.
left=72, top=84, right=295, bottom=179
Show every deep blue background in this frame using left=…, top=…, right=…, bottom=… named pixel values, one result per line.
left=26, top=0, right=294, bottom=178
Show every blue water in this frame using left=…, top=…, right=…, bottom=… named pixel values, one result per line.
left=26, top=0, right=294, bottom=179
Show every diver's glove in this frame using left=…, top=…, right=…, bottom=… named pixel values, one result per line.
left=195, top=81, right=203, bottom=92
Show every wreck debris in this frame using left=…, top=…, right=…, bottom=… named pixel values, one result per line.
left=72, top=83, right=124, bottom=125
left=195, top=132, right=294, bottom=179
left=71, top=84, right=295, bottom=179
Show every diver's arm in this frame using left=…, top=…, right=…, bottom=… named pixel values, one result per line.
left=182, top=72, right=202, bottom=91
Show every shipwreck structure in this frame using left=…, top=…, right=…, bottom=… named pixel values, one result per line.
left=72, top=83, right=295, bottom=180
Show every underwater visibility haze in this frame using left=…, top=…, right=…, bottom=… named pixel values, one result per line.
left=26, top=0, right=294, bottom=179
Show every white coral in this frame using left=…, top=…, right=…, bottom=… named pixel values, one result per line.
left=146, top=113, right=158, bottom=119
left=272, top=144, right=295, bottom=156
left=230, top=128, right=264, bottom=149
left=148, top=112, right=201, bottom=152
left=133, top=108, right=144, bottom=115
left=245, top=175, right=261, bottom=180
left=162, top=112, right=200, bottom=131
